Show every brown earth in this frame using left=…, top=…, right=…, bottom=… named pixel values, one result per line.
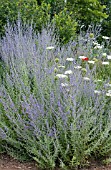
left=1, top=154, right=111, bottom=170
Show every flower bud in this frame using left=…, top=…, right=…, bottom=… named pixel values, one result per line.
left=55, top=58, right=59, bottom=63
left=54, top=67, right=58, bottom=73
left=89, top=33, right=94, bottom=38
left=81, top=68, right=87, bottom=73
left=102, top=53, right=107, bottom=58
left=93, top=58, right=98, bottom=62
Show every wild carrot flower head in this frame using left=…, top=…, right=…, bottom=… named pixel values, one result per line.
left=107, top=55, right=111, bottom=60
left=64, top=70, right=73, bottom=75
left=66, top=58, right=74, bottom=61
left=79, top=56, right=89, bottom=61
left=102, top=36, right=110, bottom=40
left=88, top=60, right=95, bottom=64
left=46, top=46, right=55, bottom=50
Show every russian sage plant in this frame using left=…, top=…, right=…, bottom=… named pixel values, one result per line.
left=0, top=20, right=111, bottom=169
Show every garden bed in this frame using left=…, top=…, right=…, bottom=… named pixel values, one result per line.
left=0, top=20, right=111, bottom=170
left=1, top=154, right=111, bottom=170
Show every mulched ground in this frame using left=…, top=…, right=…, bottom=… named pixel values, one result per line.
left=1, top=154, right=111, bottom=170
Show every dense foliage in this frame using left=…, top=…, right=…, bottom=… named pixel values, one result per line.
left=0, top=0, right=110, bottom=44
left=66, top=0, right=108, bottom=25
left=0, top=0, right=51, bottom=36
left=99, top=0, right=111, bottom=37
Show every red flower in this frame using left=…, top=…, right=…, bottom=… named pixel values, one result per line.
left=82, top=57, right=89, bottom=61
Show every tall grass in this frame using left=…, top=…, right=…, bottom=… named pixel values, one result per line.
left=0, top=20, right=111, bottom=169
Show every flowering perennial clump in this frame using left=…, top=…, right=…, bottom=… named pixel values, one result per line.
left=0, top=21, right=111, bottom=170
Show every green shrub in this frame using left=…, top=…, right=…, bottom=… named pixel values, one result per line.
left=52, top=8, right=77, bottom=44
left=0, top=0, right=77, bottom=44
left=0, top=0, right=51, bottom=37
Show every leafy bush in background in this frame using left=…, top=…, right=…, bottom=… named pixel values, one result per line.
left=0, top=0, right=77, bottom=45
left=0, top=0, right=109, bottom=45
left=52, top=8, right=77, bottom=44
left=99, top=0, right=111, bottom=37
left=0, top=20, right=111, bottom=169
left=66, top=0, right=108, bottom=25
left=0, top=0, right=51, bottom=37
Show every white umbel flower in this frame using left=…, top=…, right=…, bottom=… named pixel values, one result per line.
left=66, top=58, right=74, bottom=61
left=93, top=42, right=99, bottom=46
left=61, top=83, right=68, bottom=87
left=94, top=90, right=101, bottom=94
left=83, top=77, right=90, bottom=81
left=106, top=93, right=111, bottom=97
left=88, top=60, right=95, bottom=64
left=46, top=46, right=54, bottom=50
left=64, top=70, right=73, bottom=75
left=107, top=55, right=111, bottom=60
left=94, top=45, right=103, bottom=49
left=108, top=90, right=111, bottom=93
left=102, top=36, right=110, bottom=40
left=102, top=61, right=109, bottom=65
left=74, top=66, right=82, bottom=69
left=79, top=56, right=87, bottom=59
left=105, top=83, right=111, bottom=87
left=102, top=53, right=107, bottom=57
left=56, top=74, right=68, bottom=79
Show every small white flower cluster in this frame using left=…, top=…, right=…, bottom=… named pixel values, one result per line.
left=102, top=61, right=109, bottom=65
left=61, top=83, right=68, bottom=87
left=94, top=45, right=103, bottom=49
left=94, top=90, right=101, bottom=95
left=106, top=90, right=111, bottom=97
left=93, top=42, right=99, bottom=46
left=56, top=74, right=68, bottom=79
left=79, top=56, right=86, bottom=59
left=74, top=66, right=82, bottom=69
left=83, top=77, right=90, bottom=81
left=66, top=58, right=74, bottom=61
left=107, top=55, right=111, bottom=60
left=88, top=60, right=95, bottom=64
left=105, top=83, right=111, bottom=87
left=93, top=41, right=104, bottom=49
left=102, top=36, right=110, bottom=40
left=46, top=46, right=55, bottom=50
left=102, top=53, right=107, bottom=57
left=64, top=70, right=73, bottom=75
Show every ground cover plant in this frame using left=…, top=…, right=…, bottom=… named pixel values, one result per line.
left=0, top=20, right=111, bottom=170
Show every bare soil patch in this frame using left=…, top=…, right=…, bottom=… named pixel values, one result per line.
left=1, top=154, right=111, bottom=170
left=0, top=154, right=36, bottom=170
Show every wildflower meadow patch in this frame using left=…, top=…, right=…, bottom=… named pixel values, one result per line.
left=0, top=20, right=111, bottom=169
